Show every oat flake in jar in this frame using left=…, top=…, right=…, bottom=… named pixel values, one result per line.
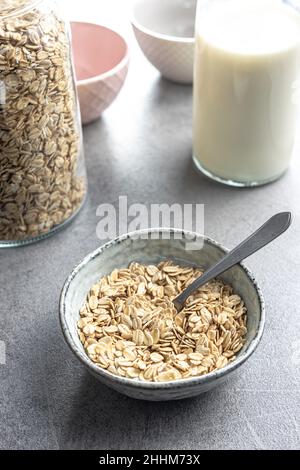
left=0, top=0, right=87, bottom=246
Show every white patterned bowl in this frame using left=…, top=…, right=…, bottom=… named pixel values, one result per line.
left=71, top=22, right=129, bottom=125
left=131, top=0, right=196, bottom=84
left=59, top=229, right=265, bottom=401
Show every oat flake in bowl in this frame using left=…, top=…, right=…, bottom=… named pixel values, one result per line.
left=77, top=260, right=248, bottom=382
left=60, top=229, right=265, bottom=400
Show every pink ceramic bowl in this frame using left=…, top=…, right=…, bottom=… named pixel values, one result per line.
left=71, top=22, right=129, bottom=125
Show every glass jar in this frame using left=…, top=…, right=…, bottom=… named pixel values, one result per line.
left=193, top=0, right=300, bottom=186
left=0, top=0, right=86, bottom=246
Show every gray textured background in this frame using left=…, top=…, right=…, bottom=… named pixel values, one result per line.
left=0, top=0, right=300, bottom=450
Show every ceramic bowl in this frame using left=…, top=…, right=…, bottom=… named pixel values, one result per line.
left=71, top=22, right=129, bottom=125
left=131, top=0, right=196, bottom=84
left=59, top=229, right=265, bottom=401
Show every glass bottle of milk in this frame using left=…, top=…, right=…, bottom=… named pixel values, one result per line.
left=193, top=0, right=300, bottom=186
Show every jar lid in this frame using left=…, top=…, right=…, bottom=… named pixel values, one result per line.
left=0, top=0, right=41, bottom=17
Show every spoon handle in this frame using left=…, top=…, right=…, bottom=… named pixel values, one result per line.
left=173, top=212, right=292, bottom=311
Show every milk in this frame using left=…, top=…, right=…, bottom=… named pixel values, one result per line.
left=193, top=0, right=300, bottom=185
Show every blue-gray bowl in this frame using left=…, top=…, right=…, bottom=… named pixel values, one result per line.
left=59, top=229, right=265, bottom=401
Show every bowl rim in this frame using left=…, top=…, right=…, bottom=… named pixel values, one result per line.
left=131, top=0, right=196, bottom=43
left=59, top=228, right=265, bottom=390
left=71, top=21, right=130, bottom=85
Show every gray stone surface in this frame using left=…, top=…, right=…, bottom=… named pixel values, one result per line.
left=0, top=8, right=300, bottom=449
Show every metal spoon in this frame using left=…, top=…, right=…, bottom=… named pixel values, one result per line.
left=173, top=212, right=292, bottom=312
